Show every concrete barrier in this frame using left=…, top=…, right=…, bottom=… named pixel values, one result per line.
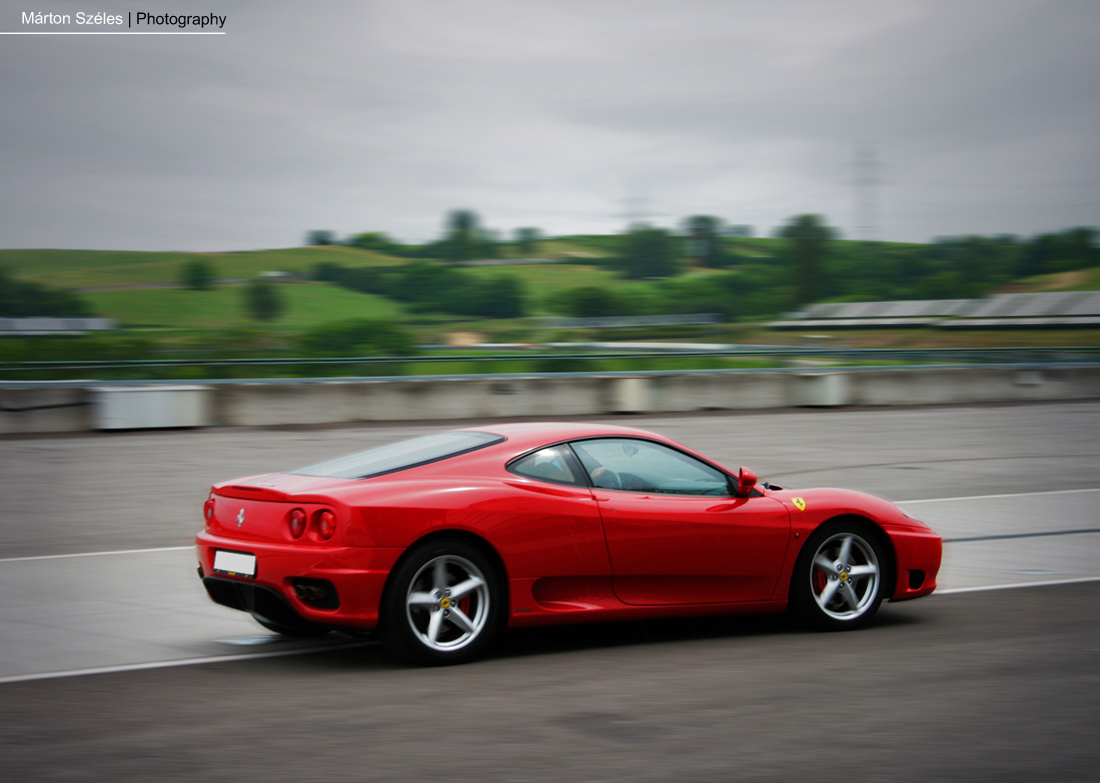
left=214, top=376, right=622, bottom=426
left=789, top=373, right=852, bottom=407
left=0, top=386, right=92, bottom=434
left=649, top=372, right=789, bottom=411
left=211, top=367, right=1100, bottom=426
left=93, top=386, right=213, bottom=430
left=847, top=366, right=1100, bottom=406
left=2, top=365, right=1099, bottom=434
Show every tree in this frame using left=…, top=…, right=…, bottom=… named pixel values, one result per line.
left=347, top=232, right=404, bottom=256
left=242, top=279, right=285, bottom=322
left=778, top=214, right=834, bottom=305
left=0, top=266, right=93, bottom=317
left=436, top=210, right=502, bottom=263
left=311, top=261, right=342, bottom=282
left=299, top=319, right=415, bottom=357
left=1020, top=227, right=1099, bottom=277
left=514, top=227, right=542, bottom=256
left=619, top=225, right=681, bottom=279
left=683, top=216, right=725, bottom=268
left=926, top=235, right=1019, bottom=297
left=180, top=259, right=215, bottom=291
left=568, top=286, right=621, bottom=318
left=305, top=230, right=336, bottom=246
left=484, top=275, right=526, bottom=318
left=442, top=210, right=480, bottom=263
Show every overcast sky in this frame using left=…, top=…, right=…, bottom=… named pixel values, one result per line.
left=2, top=0, right=1098, bottom=251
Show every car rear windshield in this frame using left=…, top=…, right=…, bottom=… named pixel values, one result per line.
left=289, top=431, right=505, bottom=480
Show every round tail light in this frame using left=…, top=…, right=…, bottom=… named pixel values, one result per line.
left=317, top=510, right=336, bottom=540
left=288, top=508, right=307, bottom=539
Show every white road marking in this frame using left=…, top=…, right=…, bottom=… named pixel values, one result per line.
left=0, top=577, right=1095, bottom=685
left=934, top=576, right=1100, bottom=595
left=898, top=487, right=1100, bottom=504
left=0, top=546, right=192, bottom=564
left=0, top=640, right=374, bottom=686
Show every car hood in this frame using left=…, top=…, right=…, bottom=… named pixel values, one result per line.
left=764, top=485, right=933, bottom=530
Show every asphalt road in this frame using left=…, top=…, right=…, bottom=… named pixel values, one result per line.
left=1, top=402, right=1098, bottom=781
left=1, top=584, right=1096, bottom=782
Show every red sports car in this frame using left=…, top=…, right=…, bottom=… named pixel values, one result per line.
left=196, top=422, right=941, bottom=664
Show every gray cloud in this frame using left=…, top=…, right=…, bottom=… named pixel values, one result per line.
left=1, top=0, right=1097, bottom=250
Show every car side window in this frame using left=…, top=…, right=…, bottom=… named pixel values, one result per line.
left=509, top=445, right=582, bottom=486
left=570, top=438, right=731, bottom=496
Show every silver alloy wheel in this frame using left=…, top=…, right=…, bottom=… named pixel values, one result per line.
left=809, top=531, right=881, bottom=621
left=404, top=554, right=491, bottom=652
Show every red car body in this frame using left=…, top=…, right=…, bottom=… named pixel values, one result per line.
left=196, top=422, right=941, bottom=663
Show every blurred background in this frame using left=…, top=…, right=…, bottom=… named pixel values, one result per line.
left=1, top=0, right=1098, bottom=370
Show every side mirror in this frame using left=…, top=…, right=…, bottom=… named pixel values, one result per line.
left=736, top=466, right=758, bottom=496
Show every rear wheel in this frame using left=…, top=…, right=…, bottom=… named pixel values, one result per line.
left=791, top=522, right=886, bottom=630
left=381, top=539, right=502, bottom=665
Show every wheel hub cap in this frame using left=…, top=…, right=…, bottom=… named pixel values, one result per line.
left=810, top=532, right=880, bottom=621
left=406, top=554, right=491, bottom=652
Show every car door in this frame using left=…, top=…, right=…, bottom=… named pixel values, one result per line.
left=569, top=438, right=791, bottom=605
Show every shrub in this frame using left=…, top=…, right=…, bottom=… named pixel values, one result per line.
left=298, top=319, right=416, bottom=357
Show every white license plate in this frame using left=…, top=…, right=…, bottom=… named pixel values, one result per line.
left=213, top=550, right=256, bottom=577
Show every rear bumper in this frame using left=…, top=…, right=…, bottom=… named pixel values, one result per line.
left=886, top=527, right=943, bottom=601
left=196, top=531, right=404, bottom=631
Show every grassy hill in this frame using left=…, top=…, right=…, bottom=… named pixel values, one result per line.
left=997, top=267, right=1100, bottom=293
left=0, top=245, right=398, bottom=289
left=2, top=241, right=1098, bottom=345
left=83, top=282, right=405, bottom=331
left=0, top=241, right=630, bottom=334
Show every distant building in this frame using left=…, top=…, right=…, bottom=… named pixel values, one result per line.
left=0, top=317, right=115, bottom=336
left=260, top=271, right=295, bottom=282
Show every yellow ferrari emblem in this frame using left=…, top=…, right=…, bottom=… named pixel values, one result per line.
left=440, top=597, right=452, bottom=609
left=792, top=497, right=806, bottom=511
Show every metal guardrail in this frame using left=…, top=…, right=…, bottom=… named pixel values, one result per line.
left=1, top=346, right=1099, bottom=379
left=544, top=313, right=722, bottom=329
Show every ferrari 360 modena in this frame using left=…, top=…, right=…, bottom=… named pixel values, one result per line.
left=196, top=422, right=941, bottom=664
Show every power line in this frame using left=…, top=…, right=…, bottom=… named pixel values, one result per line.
left=853, top=141, right=880, bottom=241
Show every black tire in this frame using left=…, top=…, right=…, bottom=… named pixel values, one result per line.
left=790, top=521, right=887, bottom=631
left=381, top=539, right=503, bottom=666
left=251, top=613, right=330, bottom=638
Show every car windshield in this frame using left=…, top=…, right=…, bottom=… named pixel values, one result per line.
left=290, top=431, right=505, bottom=479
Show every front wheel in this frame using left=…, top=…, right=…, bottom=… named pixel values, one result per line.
left=381, top=539, right=502, bottom=665
left=791, top=522, right=886, bottom=630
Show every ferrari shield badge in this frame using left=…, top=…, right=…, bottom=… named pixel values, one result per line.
left=792, top=497, right=806, bottom=511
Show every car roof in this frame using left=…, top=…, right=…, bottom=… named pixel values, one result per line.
left=454, top=421, right=673, bottom=453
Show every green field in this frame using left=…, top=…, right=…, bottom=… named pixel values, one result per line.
left=463, top=263, right=673, bottom=316
left=3, top=243, right=1098, bottom=348
left=84, top=281, right=405, bottom=330
left=1006, top=267, right=1100, bottom=293
left=463, top=263, right=616, bottom=294
left=0, top=245, right=396, bottom=288
left=1, top=241, right=710, bottom=332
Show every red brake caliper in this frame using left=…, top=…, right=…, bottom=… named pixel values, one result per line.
left=812, top=567, right=827, bottom=594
